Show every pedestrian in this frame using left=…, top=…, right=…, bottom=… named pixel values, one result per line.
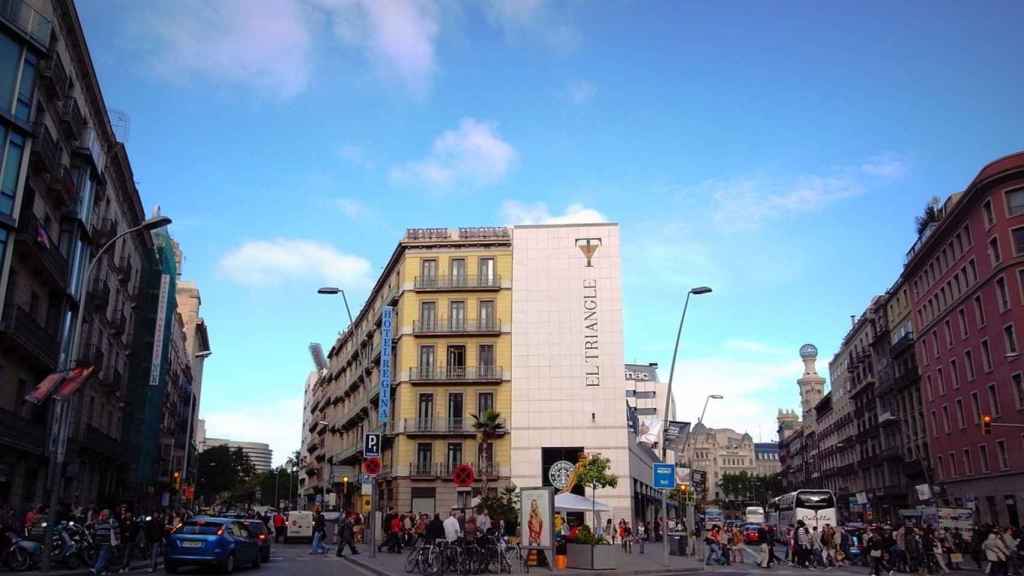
left=478, top=508, right=492, bottom=535
left=310, top=508, right=327, bottom=555
left=273, top=511, right=287, bottom=543
left=336, top=513, right=359, bottom=557
left=706, top=525, right=724, bottom=566
left=796, top=520, right=811, bottom=568
left=145, top=511, right=164, bottom=574
left=427, top=514, right=445, bottom=543
left=117, top=504, right=134, bottom=573
left=984, top=528, right=1010, bottom=576
left=622, top=521, right=632, bottom=554
left=867, top=528, right=889, bottom=576
left=636, top=521, right=646, bottom=554
left=444, top=511, right=461, bottom=543
left=90, top=509, right=120, bottom=576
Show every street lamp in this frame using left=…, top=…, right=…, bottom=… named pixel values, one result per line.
left=42, top=215, right=171, bottom=571
left=181, top=350, right=212, bottom=506
left=660, top=286, right=711, bottom=566
left=317, top=287, right=354, bottom=324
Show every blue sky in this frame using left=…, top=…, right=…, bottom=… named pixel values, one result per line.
left=77, top=0, right=1024, bottom=464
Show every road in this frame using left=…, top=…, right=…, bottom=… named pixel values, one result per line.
left=164, top=542, right=376, bottom=576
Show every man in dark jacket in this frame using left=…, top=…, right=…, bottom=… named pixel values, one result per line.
left=426, top=514, right=445, bottom=543
left=91, top=509, right=120, bottom=575
left=145, top=512, right=164, bottom=573
left=336, top=513, right=359, bottom=557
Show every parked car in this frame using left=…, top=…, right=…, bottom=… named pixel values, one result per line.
left=742, top=524, right=762, bottom=544
left=165, top=517, right=262, bottom=573
left=244, top=520, right=272, bottom=562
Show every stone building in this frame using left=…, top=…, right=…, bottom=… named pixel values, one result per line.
left=681, top=424, right=756, bottom=502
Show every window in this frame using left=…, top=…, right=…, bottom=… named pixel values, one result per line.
left=419, top=345, right=436, bottom=372
left=956, top=398, right=966, bottom=429
left=448, top=392, right=464, bottom=429
left=979, top=444, right=991, bottom=473
left=477, top=391, right=494, bottom=416
left=974, top=295, right=987, bottom=327
left=944, top=320, right=953, bottom=348
left=942, top=405, right=951, bottom=433
left=1004, top=323, right=1019, bottom=355
left=1013, top=372, right=1024, bottom=409
left=950, top=359, right=960, bottom=389
left=417, top=394, right=434, bottom=427
left=925, top=374, right=934, bottom=402
left=989, top=237, right=1002, bottom=265
left=446, top=345, right=466, bottom=373
left=0, top=127, right=25, bottom=216
left=996, top=439, right=1009, bottom=470
left=449, top=301, right=465, bottom=330
left=1013, top=228, right=1024, bottom=256
left=416, top=443, right=433, bottom=472
left=962, top=448, right=973, bottom=476
left=937, top=455, right=945, bottom=480
left=949, top=452, right=958, bottom=477
left=478, top=344, right=495, bottom=375
left=420, top=259, right=437, bottom=282
left=997, top=277, right=1010, bottom=311
left=419, top=301, right=436, bottom=330
left=1019, top=269, right=1024, bottom=305
left=959, top=308, right=968, bottom=338
left=981, top=339, right=993, bottom=372
left=932, top=333, right=940, bottom=359
left=14, top=53, right=35, bottom=122
left=930, top=410, right=939, bottom=437
left=965, top=224, right=973, bottom=246
left=478, top=257, right=496, bottom=286
left=966, top=349, right=976, bottom=380
left=984, top=198, right=995, bottom=228
left=937, top=367, right=946, bottom=395
left=446, top=443, right=463, bottom=470
left=969, top=259, right=978, bottom=284
left=449, top=258, right=466, bottom=286
left=987, top=383, right=1001, bottom=417
left=1007, top=188, right=1024, bottom=217
left=971, top=391, right=982, bottom=423
left=479, top=300, right=496, bottom=330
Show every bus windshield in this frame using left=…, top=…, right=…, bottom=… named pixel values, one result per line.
left=795, top=491, right=835, bottom=510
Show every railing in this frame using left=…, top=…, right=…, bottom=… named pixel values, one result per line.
left=48, top=166, right=76, bottom=205
left=413, top=318, right=500, bottom=335
left=0, top=305, right=59, bottom=369
left=413, top=275, right=501, bottom=290
left=30, top=121, right=61, bottom=174
left=59, top=98, right=84, bottom=141
left=405, top=228, right=451, bottom=241
left=409, top=462, right=438, bottom=478
left=16, top=211, right=68, bottom=287
left=0, top=0, right=52, bottom=47
left=457, top=227, right=509, bottom=240
left=408, top=366, right=503, bottom=382
left=438, top=461, right=503, bottom=479
left=75, top=126, right=105, bottom=174
left=39, top=54, right=68, bottom=99
left=401, top=418, right=480, bottom=434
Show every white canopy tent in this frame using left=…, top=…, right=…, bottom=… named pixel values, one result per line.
left=555, top=492, right=611, bottom=513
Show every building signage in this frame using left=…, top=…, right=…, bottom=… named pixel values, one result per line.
left=148, top=273, right=171, bottom=387
left=653, top=463, right=676, bottom=489
left=364, top=432, right=381, bottom=458
left=379, top=306, right=393, bottom=428
left=548, top=460, right=575, bottom=491
left=583, top=278, right=599, bottom=386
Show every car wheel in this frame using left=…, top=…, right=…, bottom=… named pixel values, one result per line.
left=223, top=553, right=236, bottom=574
left=165, top=561, right=178, bottom=573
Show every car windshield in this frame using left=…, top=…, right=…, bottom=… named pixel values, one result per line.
left=246, top=522, right=266, bottom=533
left=179, top=521, right=222, bottom=535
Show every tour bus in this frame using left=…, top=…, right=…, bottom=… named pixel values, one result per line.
left=745, top=506, right=766, bottom=524
left=769, top=489, right=837, bottom=530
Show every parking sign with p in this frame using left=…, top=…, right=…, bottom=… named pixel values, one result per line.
left=364, top=432, right=381, bottom=458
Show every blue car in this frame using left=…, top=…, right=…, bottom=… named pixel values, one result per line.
left=165, top=517, right=262, bottom=573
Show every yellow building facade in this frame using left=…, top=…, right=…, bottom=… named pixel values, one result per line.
left=307, top=227, right=512, bottom=514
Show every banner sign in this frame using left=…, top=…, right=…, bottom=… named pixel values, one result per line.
left=379, top=306, right=394, bottom=428
left=148, top=274, right=171, bottom=386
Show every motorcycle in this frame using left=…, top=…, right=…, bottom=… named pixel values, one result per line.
left=2, top=530, right=42, bottom=571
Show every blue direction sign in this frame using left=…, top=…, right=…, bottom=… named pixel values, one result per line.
left=653, top=463, right=676, bottom=490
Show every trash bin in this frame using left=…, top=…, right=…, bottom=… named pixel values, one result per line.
left=668, top=533, right=684, bottom=556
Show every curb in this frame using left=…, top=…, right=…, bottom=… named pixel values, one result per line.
left=36, top=560, right=162, bottom=576
left=340, top=553, right=391, bottom=576
left=339, top=553, right=704, bottom=576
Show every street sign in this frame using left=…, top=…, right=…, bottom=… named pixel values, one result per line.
left=379, top=307, right=394, bottom=428
left=653, top=463, right=676, bottom=489
left=363, top=457, right=381, bottom=477
left=364, top=432, right=381, bottom=458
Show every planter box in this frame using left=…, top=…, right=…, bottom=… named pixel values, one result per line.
left=565, top=543, right=618, bottom=570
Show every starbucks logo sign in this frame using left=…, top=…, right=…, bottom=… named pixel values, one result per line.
left=549, top=460, right=575, bottom=491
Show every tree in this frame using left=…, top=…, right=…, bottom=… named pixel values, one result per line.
left=480, top=485, right=519, bottom=534
left=471, top=410, right=504, bottom=496
left=575, top=453, right=618, bottom=527
left=195, top=446, right=257, bottom=506
left=915, top=196, right=942, bottom=236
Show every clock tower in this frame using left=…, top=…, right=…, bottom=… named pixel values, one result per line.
left=797, top=344, right=825, bottom=432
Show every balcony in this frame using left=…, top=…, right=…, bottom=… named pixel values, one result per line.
left=400, top=418, right=479, bottom=436
left=116, top=256, right=131, bottom=284
left=0, top=0, right=52, bottom=48
left=15, top=211, right=68, bottom=288
left=39, top=54, right=68, bottom=99
left=30, top=122, right=61, bottom=175
left=47, top=166, right=77, bottom=207
left=408, top=366, right=503, bottom=384
left=409, top=462, right=438, bottom=479
left=0, top=305, right=59, bottom=370
left=413, top=275, right=501, bottom=291
left=890, top=332, right=915, bottom=358
left=413, top=318, right=501, bottom=336
left=88, top=280, right=110, bottom=311
left=58, top=98, right=85, bottom=142
left=879, top=445, right=903, bottom=461
left=438, top=461, right=504, bottom=480
left=74, top=126, right=105, bottom=175
left=879, top=411, right=899, bottom=426
left=0, top=407, right=45, bottom=455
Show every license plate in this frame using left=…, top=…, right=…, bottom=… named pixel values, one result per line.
left=181, top=541, right=204, bottom=548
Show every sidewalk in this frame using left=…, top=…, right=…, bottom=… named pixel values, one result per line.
left=33, top=558, right=161, bottom=576
left=339, top=541, right=706, bottom=576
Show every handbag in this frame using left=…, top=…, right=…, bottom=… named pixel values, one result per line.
left=951, top=553, right=963, bottom=562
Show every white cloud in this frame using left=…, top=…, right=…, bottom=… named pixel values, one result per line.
left=318, top=0, right=440, bottom=94
left=500, top=201, right=607, bottom=225
left=567, top=79, right=595, bottom=104
left=391, top=118, right=518, bottom=188
left=334, top=197, right=367, bottom=219
left=708, top=174, right=864, bottom=229
left=861, top=155, right=908, bottom=178
left=146, top=0, right=314, bottom=99
left=483, top=0, right=545, bottom=27
left=218, top=238, right=372, bottom=287
left=202, top=397, right=304, bottom=467
left=481, top=0, right=581, bottom=53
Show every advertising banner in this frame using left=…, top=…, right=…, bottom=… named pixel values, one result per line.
left=520, top=487, right=554, bottom=549
left=379, top=306, right=394, bottom=428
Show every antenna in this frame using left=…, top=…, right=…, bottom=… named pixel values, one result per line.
left=309, top=343, right=327, bottom=371
left=109, top=108, right=131, bottom=142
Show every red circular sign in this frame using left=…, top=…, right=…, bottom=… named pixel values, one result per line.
left=452, top=464, right=475, bottom=487
left=363, top=457, right=381, bottom=476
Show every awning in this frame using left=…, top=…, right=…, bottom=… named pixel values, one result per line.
left=555, top=492, right=611, bottom=513
left=54, top=366, right=95, bottom=400
left=25, top=372, right=66, bottom=405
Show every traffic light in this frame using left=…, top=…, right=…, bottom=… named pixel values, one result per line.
left=981, top=415, right=993, bottom=435
left=173, top=471, right=181, bottom=489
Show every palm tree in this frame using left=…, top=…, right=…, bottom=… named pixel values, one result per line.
left=471, top=410, right=504, bottom=499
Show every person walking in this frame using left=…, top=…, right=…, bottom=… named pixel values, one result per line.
left=867, top=528, right=887, bottom=576
left=605, top=519, right=615, bottom=544
left=273, top=511, right=286, bottom=543
left=622, top=521, right=632, bottom=554
left=796, top=521, right=811, bottom=568
left=145, top=512, right=164, bottom=574
left=444, top=511, right=461, bottom=543
left=984, top=528, right=1010, bottom=576
left=336, top=513, right=359, bottom=557
left=427, top=514, right=445, bottom=543
left=90, top=509, right=120, bottom=576
left=310, top=508, right=327, bottom=555
left=705, top=525, right=724, bottom=566
left=636, top=521, right=646, bottom=554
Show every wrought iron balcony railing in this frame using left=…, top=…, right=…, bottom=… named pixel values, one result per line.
left=413, top=318, right=500, bottom=335
left=408, top=366, right=502, bottom=383
left=413, top=275, right=501, bottom=290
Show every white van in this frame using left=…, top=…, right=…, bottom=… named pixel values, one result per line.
left=286, top=511, right=314, bottom=543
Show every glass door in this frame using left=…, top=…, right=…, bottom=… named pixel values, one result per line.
left=479, top=300, right=495, bottom=330
left=448, top=392, right=464, bottom=432
left=419, top=345, right=435, bottom=379
left=447, top=345, right=466, bottom=378
left=417, top=394, right=434, bottom=432
left=420, top=301, right=436, bottom=331
left=478, top=257, right=495, bottom=286
left=449, top=301, right=465, bottom=331
left=450, top=258, right=466, bottom=287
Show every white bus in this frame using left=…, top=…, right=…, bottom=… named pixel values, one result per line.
left=770, top=490, right=837, bottom=530
left=745, top=506, right=766, bottom=524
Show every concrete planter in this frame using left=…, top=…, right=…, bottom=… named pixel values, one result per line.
left=565, top=543, right=618, bottom=570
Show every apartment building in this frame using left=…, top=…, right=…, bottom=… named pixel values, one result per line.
left=310, top=227, right=511, bottom=514
left=906, top=152, right=1024, bottom=526
left=203, top=438, right=273, bottom=475
left=0, top=0, right=163, bottom=510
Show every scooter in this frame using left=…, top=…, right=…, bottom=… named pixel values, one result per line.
left=2, top=530, right=42, bottom=571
